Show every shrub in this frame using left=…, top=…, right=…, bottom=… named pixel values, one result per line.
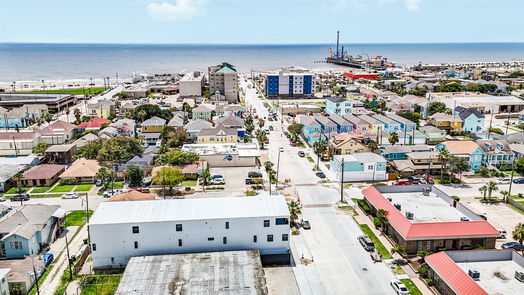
left=436, top=247, right=447, bottom=252
left=372, top=182, right=387, bottom=186
left=245, top=190, right=258, bottom=196
left=488, top=127, right=504, bottom=135
left=479, top=167, right=490, bottom=177
left=373, top=217, right=381, bottom=228
left=451, top=196, right=460, bottom=201
left=417, top=267, right=427, bottom=277
left=357, top=200, right=371, bottom=213
left=425, top=279, right=433, bottom=286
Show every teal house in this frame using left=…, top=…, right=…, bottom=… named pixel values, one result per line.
left=325, top=96, right=353, bottom=116
left=301, top=116, right=322, bottom=145
left=435, top=140, right=485, bottom=172
left=454, top=107, right=485, bottom=135
left=0, top=204, right=64, bottom=258
left=330, top=153, right=387, bottom=182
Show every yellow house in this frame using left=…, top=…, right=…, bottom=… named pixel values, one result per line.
left=197, top=124, right=238, bottom=144
left=87, top=100, right=115, bottom=119
left=329, top=133, right=370, bottom=155
left=358, top=114, right=385, bottom=134
left=137, top=116, right=166, bottom=144
left=428, top=112, right=463, bottom=133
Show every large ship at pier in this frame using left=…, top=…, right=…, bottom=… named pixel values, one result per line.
left=326, top=31, right=395, bottom=70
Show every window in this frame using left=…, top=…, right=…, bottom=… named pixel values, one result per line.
left=263, top=220, right=270, bottom=227
left=225, top=222, right=229, bottom=229
left=223, top=237, right=227, bottom=244
left=282, top=234, right=289, bottom=241
left=208, top=237, right=214, bottom=241
left=176, top=224, right=183, bottom=231
left=178, top=239, right=183, bottom=247
left=10, top=241, right=23, bottom=250
left=253, top=235, right=257, bottom=243
left=267, top=235, right=274, bottom=242
left=134, top=241, right=138, bottom=249
left=368, top=165, right=374, bottom=170
left=92, top=244, right=96, bottom=251
left=132, top=226, right=139, bottom=234
left=275, top=218, right=289, bottom=225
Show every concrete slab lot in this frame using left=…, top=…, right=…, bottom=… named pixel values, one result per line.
left=209, top=166, right=262, bottom=195
left=294, top=186, right=396, bottom=295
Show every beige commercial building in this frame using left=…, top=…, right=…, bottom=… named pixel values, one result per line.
left=179, top=71, right=205, bottom=97
left=208, top=62, right=238, bottom=103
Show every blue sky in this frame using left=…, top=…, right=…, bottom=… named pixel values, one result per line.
left=1, top=0, right=523, bottom=44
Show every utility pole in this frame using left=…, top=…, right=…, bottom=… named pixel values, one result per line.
left=508, top=156, right=517, bottom=202
left=276, top=150, right=282, bottom=185
left=65, top=234, right=73, bottom=281
left=84, top=193, right=91, bottom=246
left=340, top=158, right=345, bottom=202
left=31, top=257, right=41, bottom=295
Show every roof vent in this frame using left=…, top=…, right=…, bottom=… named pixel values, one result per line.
left=394, top=203, right=401, bottom=210
left=405, top=212, right=414, bottom=219
left=515, top=271, right=524, bottom=282
left=468, top=269, right=480, bottom=280
left=387, top=197, right=392, bottom=202
left=460, top=217, right=470, bottom=221
left=422, top=188, right=431, bottom=196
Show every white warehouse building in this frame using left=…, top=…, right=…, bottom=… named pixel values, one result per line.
left=89, top=196, right=291, bottom=269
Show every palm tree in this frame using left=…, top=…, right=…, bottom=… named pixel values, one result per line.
left=255, top=129, right=268, bottom=150
left=199, top=169, right=211, bottom=192
left=313, top=140, right=328, bottom=169
left=264, top=161, right=274, bottom=173
left=391, top=244, right=406, bottom=257
left=258, top=118, right=265, bottom=129
left=367, top=140, right=379, bottom=153
left=137, top=110, right=147, bottom=122
left=388, top=132, right=399, bottom=145
left=12, top=173, right=24, bottom=194
left=44, top=112, right=53, bottom=126
left=479, top=185, right=488, bottom=201
left=96, top=167, right=111, bottom=187
left=438, top=149, right=450, bottom=182
left=377, top=209, right=389, bottom=233
left=512, top=223, right=524, bottom=248
left=287, top=201, right=302, bottom=226
left=500, top=190, right=510, bottom=203
left=486, top=181, right=498, bottom=199
left=65, top=107, right=70, bottom=123
left=448, top=156, right=470, bottom=182
left=74, top=108, right=81, bottom=123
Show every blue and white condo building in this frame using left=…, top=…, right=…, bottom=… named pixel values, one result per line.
left=265, top=67, right=316, bottom=97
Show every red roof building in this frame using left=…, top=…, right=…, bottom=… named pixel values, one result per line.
left=362, top=186, right=499, bottom=254
left=344, top=72, right=379, bottom=80
left=22, top=164, right=66, bottom=187
left=78, top=117, right=111, bottom=130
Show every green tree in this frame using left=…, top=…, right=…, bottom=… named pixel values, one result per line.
left=95, top=167, right=111, bottom=185
left=244, top=115, right=255, bottom=135
left=486, top=181, right=498, bottom=198
left=126, top=164, right=143, bottom=187
left=313, top=140, right=328, bottom=169
left=133, top=104, right=173, bottom=122
left=388, top=132, right=399, bottom=146
left=155, top=150, right=199, bottom=166
left=74, top=108, right=81, bottom=123
left=43, top=112, right=53, bottom=126
left=479, top=185, right=488, bottom=201
left=199, top=169, right=211, bottom=192
left=264, top=161, right=274, bottom=173
left=512, top=223, right=524, bottom=246
left=376, top=209, right=389, bottom=233
left=287, top=123, right=304, bottom=140
left=255, top=129, right=268, bottom=150
left=75, top=138, right=106, bottom=160
left=391, top=244, right=406, bottom=257
left=438, top=149, right=450, bottom=182
left=153, top=167, right=184, bottom=197
left=516, top=157, right=524, bottom=174
left=288, top=201, right=302, bottom=226
left=97, top=137, right=144, bottom=163
left=427, top=102, right=448, bottom=116
left=448, top=156, right=470, bottom=181
left=258, top=118, right=265, bottom=129
left=12, top=173, right=24, bottom=194
left=479, top=167, right=490, bottom=177
left=367, top=140, right=379, bottom=153
left=399, top=111, right=421, bottom=124
left=32, top=143, right=50, bottom=155
left=162, top=127, right=188, bottom=147
left=500, top=190, right=510, bottom=203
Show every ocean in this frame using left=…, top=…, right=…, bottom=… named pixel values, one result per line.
left=0, top=43, right=523, bottom=82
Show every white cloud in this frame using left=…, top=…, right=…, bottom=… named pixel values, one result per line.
left=404, top=0, right=421, bottom=11
left=147, top=0, right=208, bottom=21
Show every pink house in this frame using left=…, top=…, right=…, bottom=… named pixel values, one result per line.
left=343, top=114, right=368, bottom=134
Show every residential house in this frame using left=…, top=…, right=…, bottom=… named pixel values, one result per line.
left=216, top=116, right=244, bottom=129
left=184, top=119, right=213, bottom=141
left=418, top=125, right=447, bottom=144
left=0, top=104, right=48, bottom=128
left=476, top=139, right=514, bottom=169
left=0, top=165, right=26, bottom=193
left=223, top=105, right=247, bottom=118
left=0, top=255, right=45, bottom=295
left=389, top=103, right=413, bottom=114
left=109, top=118, right=136, bottom=137
left=330, top=153, right=387, bottom=182
left=325, top=96, right=353, bottom=116
left=380, top=145, right=432, bottom=161
left=436, top=140, right=484, bottom=172
left=0, top=132, right=41, bottom=156
left=73, top=132, right=99, bottom=148
left=177, top=160, right=207, bottom=180
left=510, top=144, right=524, bottom=159
left=44, top=144, right=76, bottom=164
left=427, top=113, right=463, bottom=133
left=455, top=107, right=485, bottom=135
left=137, top=116, right=166, bottom=145
left=39, top=120, right=77, bottom=144
left=328, top=133, right=370, bottom=155
left=388, top=114, right=417, bottom=132
left=0, top=204, right=65, bottom=259
left=343, top=114, right=368, bottom=134
left=372, top=114, right=401, bottom=133
left=197, top=124, right=238, bottom=144
left=314, top=115, right=337, bottom=137
left=107, top=190, right=156, bottom=202
left=22, top=164, right=66, bottom=187
left=367, top=129, right=428, bottom=146
left=98, top=126, right=119, bottom=139
left=77, top=117, right=111, bottom=131
left=301, top=116, right=322, bottom=145
left=167, top=115, right=184, bottom=131
left=59, top=158, right=101, bottom=183
left=87, top=100, right=115, bottom=119
left=192, top=105, right=213, bottom=121
left=391, top=151, right=442, bottom=177
left=358, top=114, right=385, bottom=133
left=0, top=154, right=40, bottom=167
left=328, top=114, right=353, bottom=133
left=123, top=154, right=155, bottom=175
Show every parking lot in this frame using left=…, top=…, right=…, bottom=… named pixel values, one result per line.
left=209, top=166, right=264, bottom=196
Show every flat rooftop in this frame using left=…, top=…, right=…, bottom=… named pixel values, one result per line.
left=115, top=251, right=266, bottom=295
left=457, top=260, right=523, bottom=295
left=382, top=191, right=478, bottom=223
left=182, top=143, right=260, bottom=157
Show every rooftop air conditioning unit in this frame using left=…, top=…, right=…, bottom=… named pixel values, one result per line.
left=460, top=217, right=470, bottom=221
left=468, top=269, right=480, bottom=280
left=405, top=211, right=414, bottom=219
left=422, top=188, right=431, bottom=196
left=515, top=271, right=524, bottom=282
left=394, top=203, right=401, bottom=210
left=387, top=197, right=392, bottom=202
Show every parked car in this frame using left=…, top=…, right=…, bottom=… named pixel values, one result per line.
left=497, top=178, right=511, bottom=184
left=501, top=241, right=524, bottom=250
left=61, top=192, right=79, bottom=199
left=298, top=151, right=305, bottom=157
left=264, top=129, right=270, bottom=135
left=408, top=176, right=421, bottom=184
left=134, top=188, right=150, bottom=193
left=11, top=193, right=30, bottom=202
left=358, top=235, right=375, bottom=251
left=290, top=141, right=298, bottom=147
left=268, top=126, right=274, bottom=131
left=95, top=179, right=103, bottom=186
left=42, top=253, right=54, bottom=267
left=513, top=178, right=524, bottom=184
left=390, top=279, right=410, bottom=295
left=103, top=189, right=122, bottom=198
left=212, top=174, right=223, bottom=179
left=394, top=179, right=412, bottom=186
left=302, top=219, right=311, bottom=230
left=209, top=178, right=225, bottom=185
left=245, top=178, right=255, bottom=185
left=497, top=228, right=507, bottom=239
left=0, top=196, right=5, bottom=202
left=315, top=172, right=326, bottom=178
left=248, top=171, right=263, bottom=178
left=142, top=176, right=152, bottom=185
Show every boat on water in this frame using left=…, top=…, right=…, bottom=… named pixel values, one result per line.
left=325, top=31, right=395, bottom=70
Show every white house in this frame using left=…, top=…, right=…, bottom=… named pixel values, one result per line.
left=89, top=196, right=290, bottom=269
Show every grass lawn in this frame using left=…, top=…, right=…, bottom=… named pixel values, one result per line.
left=26, top=194, right=63, bottom=198
left=80, top=274, right=122, bottom=295
left=6, top=187, right=30, bottom=194
left=65, top=210, right=93, bottom=227
left=112, top=181, right=124, bottom=189
left=14, top=87, right=107, bottom=95
left=31, top=186, right=51, bottom=193
left=182, top=180, right=197, bottom=186
left=306, top=156, right=314, bottom=163
left=519, top=200, right=524, bottom=205
left=75, top=184, right=94, bottom=192
left=50, top=185, right=75, bottom=193
left=400, top=279, right=423, bottom=295
left=507, top=204, right=524, bottom=215
left=509, top=195, right=524, bottom=200
left=359, top=224, right=393, bottom=259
